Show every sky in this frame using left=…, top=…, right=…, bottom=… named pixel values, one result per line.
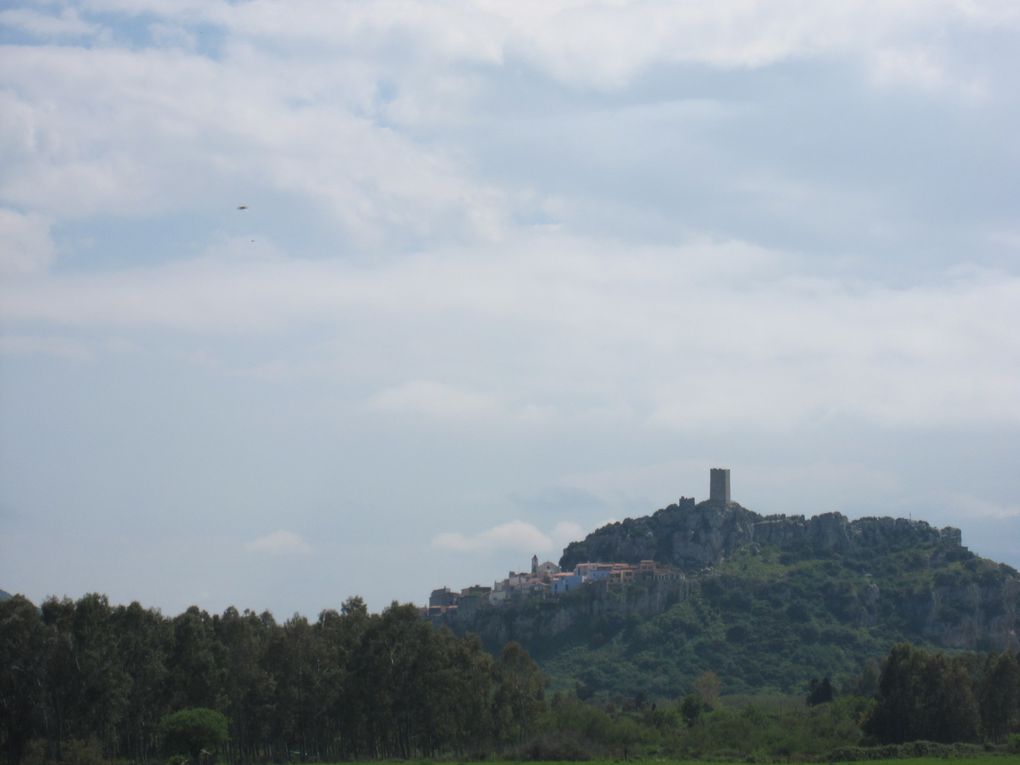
left=2, top=0, right=1020, bottom=618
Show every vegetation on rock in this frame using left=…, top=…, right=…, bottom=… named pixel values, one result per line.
left=447, top=501, right=1020, bottom=697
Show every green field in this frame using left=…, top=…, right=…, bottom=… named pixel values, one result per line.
left=314, top=762, right=1020, bottom=765
left=336, top=759, right=1019, bottom=765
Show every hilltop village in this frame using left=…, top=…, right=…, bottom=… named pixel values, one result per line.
left=426, top=558, right=681, bottom=624
left=421, top=468, right=739, bottom=621
left=425, top=555, right=683, bottom=620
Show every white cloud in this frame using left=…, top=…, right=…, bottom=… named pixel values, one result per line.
left=433, top=518, right=604, bottom=555
left=369, top=380, right=504, bottom=421
left=0, top=7, right=103, bottom=40
left=0, top=0, right=1008, bottom=236
left=934, top=494, right=1020, bottom=520
left=297, top=2, right=1007, bottom=94
left=0, top=334, right=91, bottom=361
left=147, top=23, right=198, bottom=51
left=74, top=1, right=1017, bottom=90
left=2, top=0, right=1019, bottom=615
left=433, top=520, right=555, bottom=554
left=0, top=209, right=55, bottom=276
left=870, top=46, right=988, bottom=99
left=0, top=43, right=508, bottom=241
left=368, top=380, right=553, bottom=426
left=3, top=233, right=1018, bottom=431
left=550, top=521, right=586, bottom=548
left=987, top=230, right=1020, bottom=249
left=245, top=530, right=312, bottom=556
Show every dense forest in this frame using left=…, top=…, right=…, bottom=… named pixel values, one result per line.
left=2, top=592, right=1019, bottom=764
left=0, top=593, right=545, bottom=763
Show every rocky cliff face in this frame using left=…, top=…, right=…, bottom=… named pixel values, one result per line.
left=551, top=500, right=1019, bottom=656
left=444, top=576, right=696, bottom=654
left=915, top=573, right=1020, bottom=649
left=560, top=500, right=964, bottom=572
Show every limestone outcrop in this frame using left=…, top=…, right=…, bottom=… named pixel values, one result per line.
left=559, top=500, right=964, bottom=572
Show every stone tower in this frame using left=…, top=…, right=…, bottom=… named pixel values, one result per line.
left=710, top=468, right=731, bottom=505
left=531, top=554, right=538, bottom=575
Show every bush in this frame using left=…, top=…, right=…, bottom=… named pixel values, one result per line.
left=61, top=739, right=105, bottom=765
left=21, top=739, right=49, bottom=765
left=827, top=739, right=988, bottom=761
left=512, top=731, right=595, bottom=760
left=158, top=708, right=229, bottom=762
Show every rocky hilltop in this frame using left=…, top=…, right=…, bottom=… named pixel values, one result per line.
left=445, top=498, right=1020, bottom=697
left=560, top=497, right=964, bottom=571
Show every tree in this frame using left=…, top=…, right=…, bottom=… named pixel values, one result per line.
left=606, top=716, right=646, bottom=760
left=925, top=654, right=979, bottom=743
left=168, top=608, right=223, bottom=711
left=112, top=601, right=169, bottom=763
left=263, top=614, right=326, bottom=761
left=978, top=652, right=1020, bottom=741
left=216, top=608, right=273, bottom=765
left=865, top=643, right=926, bottom=743
left=679, top=693, right=705, bottom=728
left=0, top=596, right=47, bottom=765
left=159, top=708, right=228, bottom=763
left=694, top=671, right=721, bottom=711
left=40, top=596, right=78, bottom=760
left=865, top=644, right=980, bottom=744
left=492, top=642, right=545, bottom=744
left=806, top=677, right=834, bottom=706
left=77, top=595, right=131, bottom=748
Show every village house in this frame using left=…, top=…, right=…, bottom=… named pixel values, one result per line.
left=430, top=554, right=684, bottom=616
left=551, top=571, right=582, bottom=593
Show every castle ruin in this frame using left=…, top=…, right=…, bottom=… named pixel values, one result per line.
left=710, top=467, right=731, bottom=505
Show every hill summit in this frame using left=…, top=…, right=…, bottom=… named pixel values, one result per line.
left=439, top=470, right=1020, bottom=697
left=560, top=496, right=963, bottom=573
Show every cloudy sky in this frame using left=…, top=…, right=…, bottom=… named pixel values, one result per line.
left=2, top=1, right=1019, bottom=617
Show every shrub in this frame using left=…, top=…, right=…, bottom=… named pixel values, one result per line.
left=827, top=739, right=987, bottom=761
left=512, top=731, right=594, bottom=760
left=158, top=708, right=229, bottom=762
left=21, top=739, right=49, bottom=765
left=1007, top=733, right=1020, bottom=754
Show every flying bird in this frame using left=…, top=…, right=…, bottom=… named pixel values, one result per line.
left=237, top=204, right=248, bottom=210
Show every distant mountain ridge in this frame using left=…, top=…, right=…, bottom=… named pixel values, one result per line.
left=443, top=496, right=1020, bottom=697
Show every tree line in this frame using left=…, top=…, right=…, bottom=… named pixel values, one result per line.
left=865, top=642, right=1020, bottom=744
left=0, top=594, right=543, bottom=764
left=2, top=592, right=1019, bottom=765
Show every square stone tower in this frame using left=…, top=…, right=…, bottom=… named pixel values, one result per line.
left=710, top=468, right=730, bottom=504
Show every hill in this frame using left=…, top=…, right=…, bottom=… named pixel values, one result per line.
left=441, top=498, right=1020, bottom=698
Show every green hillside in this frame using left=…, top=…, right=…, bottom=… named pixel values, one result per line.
left=446, top=500, right=1020, bottom=698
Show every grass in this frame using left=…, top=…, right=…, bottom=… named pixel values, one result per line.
left=322, top=758, right=1015, bottom=765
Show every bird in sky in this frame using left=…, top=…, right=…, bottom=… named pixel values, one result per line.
left=237, top=204, right=248, bottom=210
